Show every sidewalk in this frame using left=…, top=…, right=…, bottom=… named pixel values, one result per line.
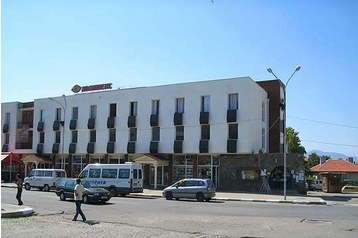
left=1, top=183, right=326, bottom=218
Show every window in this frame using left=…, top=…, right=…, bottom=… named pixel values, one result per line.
left=102, top=169, right=117, bottom=178
left=90, top=130, right=96, bottom=143
left=90, top=105, right=97, bottom=119
left=130, top=101, right=137, bottom=116
left=151, top=100, right=159, bottom=115
left=228, top=123, right=238, bottom=139
left=138, top=169, right=142, bottom=179
left=176, top=98, right=185, bottom=113
left=262, top=128, right=265, bottom=149
left=119, top=169, right=130, bottom=179
left=129, top=128, right=137, bottom=141
left=201, top=125, right=210, bottom=140
left=110, top=103, right=117, bottom=117
left=134, top=169, right=138, bottom=179
left=262, top=101, right=265, bottom=122
left=176, top=126, right=184, bottom=140
left=40, top=110, right=45, bottom=122
left=228, top=93, right=238, bottom=110
left=201, top=96, right=210, bottom=112
left=72, top=130, right=78, bottom=143
left=44, top=171, right=53, bottom=177
left=56, top=108, right=61, bottom=121
left=109, top=129, right=116, bottom=142
left=72, top=107, right=78, bottom=120
left=89, top=169, right=101, bottom=178
left=55, top=131, right=61, bottom=143
left=152, top=127, right=160, bottom=141
left=65, top=180, right=75, bottom=188
left=5, top=113, right=10, bottom=124
left=35, top=170, right=45, bottom=177
left=39, top=132, right=45, bottom=143
left=5, top=134, right=10, bottom=144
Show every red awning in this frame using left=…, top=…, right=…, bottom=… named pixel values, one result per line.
left=1, top=154, right=24, bottom=165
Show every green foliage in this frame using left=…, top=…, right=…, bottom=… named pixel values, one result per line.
left=304, top=153, right=320, bottom=175
left=286, top=127, right=306, bottom=155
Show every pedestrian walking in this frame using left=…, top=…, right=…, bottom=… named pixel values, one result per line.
left=15, top=174, right=23, bottom=206
left=72, top=178, right=87, bottom=222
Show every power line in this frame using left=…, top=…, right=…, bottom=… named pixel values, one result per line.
left=289, top=116, right=358, bottom=129
left=301, top=139, right=358, bottom=148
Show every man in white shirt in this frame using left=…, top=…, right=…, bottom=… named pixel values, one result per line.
left=72, top=178, right=87, bottom=222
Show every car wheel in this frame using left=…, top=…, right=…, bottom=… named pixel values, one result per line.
left=83, top=195, right=89, bottom=204
left=24, top=183, right=31, bottom=190
left=165, top=192, right=173, bottom=200
left=39, top=187, right=43, bottom=191
left=205, top=198, right=211, bottom=202
left=109, top=188, right=117, bottom=197
left=59, top=192, right=66, bottom=201
left=43, top=184, right=50, bottom=192
left=196, top=193, right=205, bottom=202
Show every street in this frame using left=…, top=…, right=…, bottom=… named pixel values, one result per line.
left=1, top=187, right=358, bottom=238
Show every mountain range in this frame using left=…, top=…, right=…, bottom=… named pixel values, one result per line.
left=307, top=150, right=358, bottom=162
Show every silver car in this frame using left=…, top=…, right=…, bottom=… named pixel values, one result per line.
left=162, top=178, right=216, bottom=202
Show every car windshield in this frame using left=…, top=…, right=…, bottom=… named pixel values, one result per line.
left=81, top=181, right=100, bottom=188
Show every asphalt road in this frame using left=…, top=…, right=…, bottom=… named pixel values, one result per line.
left=2, top=187, right=358, bottom=238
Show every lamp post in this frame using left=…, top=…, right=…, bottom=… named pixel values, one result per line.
left=49, top=95, right=67, bottom=170
left=267, top=66, right=301, bottom=200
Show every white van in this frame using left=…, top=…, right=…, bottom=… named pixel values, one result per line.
left=24, top=169, right=67, bottom=191
left=77, top=162, right=143, bottom=197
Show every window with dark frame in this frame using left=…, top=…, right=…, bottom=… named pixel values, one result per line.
left=201, top=125, right=210, bottom=140
left=201, top=96, right=210, bottom=112
left=152, top=127, right=160, bottom=141
left=55, top=131, right=61, bottom=143
left=176, top=98, right=185, bottom=113
left=39, top=132, right=45, bottom=143
left=110, top=103, right=117, bottom=117
left=109, top=129, right=116, bottom=142
left=56, top=108, right=61, bottom=121
left=90, top=130, right=96, bottom=143
left=130, top=101, right=137, bottom=116
left=72, top=107, right=78, bottom=120
left=152, top=100, right=159, bottom=115
left=5, top=134, right=10, bottom=144
left=176, top=126, right=184, bottom=140
left=129, top=128, right=137, bottom=141
left=72, top=130, right=78, bottom=143
left=228, top=123, right=238, bottom=139
left=228, top=93, right=238, bottom=110
left=90, top=105, right=97, bottom=119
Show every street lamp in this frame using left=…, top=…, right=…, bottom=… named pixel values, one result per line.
left=267, top=66, right=301, bottom=200
left=49, top=95, right=67, bottom=170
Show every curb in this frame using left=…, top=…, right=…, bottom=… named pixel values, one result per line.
left=1, top=205, right=34, bottom=218
left=129, top=194, right=327, bottom=205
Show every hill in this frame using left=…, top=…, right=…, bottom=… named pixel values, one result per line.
left=307, top=150, right=358, bottom=162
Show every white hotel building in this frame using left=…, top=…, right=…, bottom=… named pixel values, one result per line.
left=2, top=77, right=276, bottom=188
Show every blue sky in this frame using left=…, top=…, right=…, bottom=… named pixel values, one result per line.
left=2, top=0, right=358, bottom=157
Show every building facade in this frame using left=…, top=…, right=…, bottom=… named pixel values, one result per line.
left=2, top=77, right=304, bottom=191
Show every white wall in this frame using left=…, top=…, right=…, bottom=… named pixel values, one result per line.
left=4, top=77, right=268, bottom=155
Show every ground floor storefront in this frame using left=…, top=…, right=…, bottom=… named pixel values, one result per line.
left=1, top=153, right=306, bottom=193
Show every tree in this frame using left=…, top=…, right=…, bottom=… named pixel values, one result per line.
left=305, top=152, right=320, bottom=175
left=286, top=127, right=306, bottom=155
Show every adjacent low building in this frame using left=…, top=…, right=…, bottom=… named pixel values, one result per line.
left=310, top=158, right=358, bottom=193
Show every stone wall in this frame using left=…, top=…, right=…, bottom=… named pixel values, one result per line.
left=219, top=153, right=305, bottom=193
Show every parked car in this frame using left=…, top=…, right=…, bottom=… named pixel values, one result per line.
left=310, top=180, right=322, bottom=191
left=341, top=186, right=358, bottom=193
left=55, top=178, right=111, bottom=204
left=162, top=178, right=216, bottom=202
